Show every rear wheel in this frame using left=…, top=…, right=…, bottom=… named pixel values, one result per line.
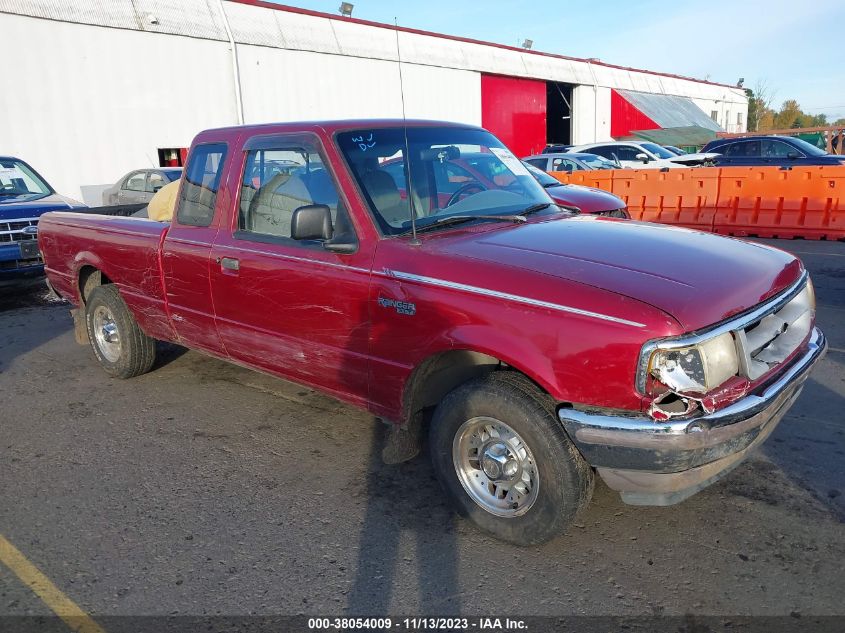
left=85, top=284, right=156, bottom=378
left=429, top=373, right=593, bottom=545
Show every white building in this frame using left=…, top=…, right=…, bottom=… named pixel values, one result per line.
left=1, top=0, right=748, bottom=203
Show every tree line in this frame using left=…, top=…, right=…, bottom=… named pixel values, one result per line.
left=746, top=82, right=845, bottom=132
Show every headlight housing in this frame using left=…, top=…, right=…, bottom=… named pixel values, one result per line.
left=642, top=332, right=739, bottom=395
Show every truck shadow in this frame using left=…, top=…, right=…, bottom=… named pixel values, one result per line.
left=345, top=421, right=462, bottom=615
left=0, top=281, right=70, bottom=373
left=341, top=285, right=462, bottom=614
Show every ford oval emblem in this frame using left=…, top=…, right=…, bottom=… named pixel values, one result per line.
left=22, top=225, right=38, bottom=235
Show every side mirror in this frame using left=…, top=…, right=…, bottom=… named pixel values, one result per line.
left=152, top=184, right=164, bottom=192
left=787, top=151, right=800, bottom=160
left=636, top=153, right=650, bottom=163
left=291, top=204, right=333, bottom=241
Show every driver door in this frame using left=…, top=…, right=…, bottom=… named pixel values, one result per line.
left=209, top=134, right=374, bottom=405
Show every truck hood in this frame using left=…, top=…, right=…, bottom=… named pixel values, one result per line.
left=0, top=193, right=86, bottom=220
left=441, top=216, right=802, bottom=331
left=545, top=183, right=625, bottom=214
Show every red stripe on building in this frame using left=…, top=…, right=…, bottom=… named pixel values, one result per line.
left=610, top=89, right=660, bottom=139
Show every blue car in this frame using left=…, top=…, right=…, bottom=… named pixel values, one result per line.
left=1, top=156, right=87, bottom=285
left=701, top=135, right=845, bottom=168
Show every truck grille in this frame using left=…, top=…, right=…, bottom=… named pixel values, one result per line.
left=0, top=218, right=38, bottom=243
left=734, top=279, right=815, bottom=381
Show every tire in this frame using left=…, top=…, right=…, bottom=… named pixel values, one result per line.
left=429, top=372, right=593, bottom=546
left=85, top=284, right=156, bottom=378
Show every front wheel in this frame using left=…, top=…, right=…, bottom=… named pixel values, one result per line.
left=85, top=284, right=156, bottom=378
left=429, top=373, right=593, bottom=545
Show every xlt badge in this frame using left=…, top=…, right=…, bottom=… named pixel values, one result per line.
left=377, top=296, right=416, bottom=316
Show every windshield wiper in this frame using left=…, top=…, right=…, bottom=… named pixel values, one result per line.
left=519, top=202, right=554, bottom=215
left=405, top=214, right=527, bottom=235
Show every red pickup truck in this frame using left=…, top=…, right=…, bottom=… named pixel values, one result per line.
left=39, top=120, right=826, bottom=545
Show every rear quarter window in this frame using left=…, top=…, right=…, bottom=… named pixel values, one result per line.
left=176, top=143, right=227, bottom=227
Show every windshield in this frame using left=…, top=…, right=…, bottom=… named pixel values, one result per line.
left=522, top=161, right=560, bottom=187
left=578, top=154, right=618, bottom=169
left=789, top=137, right=828, bottom=156
left=639, top=143, right=676, bottom=159
left=0, top=159, right=52, bottom=199
left=336, top=127, right=553, bottom=235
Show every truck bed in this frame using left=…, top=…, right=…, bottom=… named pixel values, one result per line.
left=38, top=211, right=171, bottom=334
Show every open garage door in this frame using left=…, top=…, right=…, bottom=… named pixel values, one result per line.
left=546, top=81, right=573, bottom=146
left=481, top=74, right=546, bottom=158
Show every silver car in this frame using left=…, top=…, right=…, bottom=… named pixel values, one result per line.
left=523, top=152, right=620, bottom=172
left=102, top=168, right=182, bottom=205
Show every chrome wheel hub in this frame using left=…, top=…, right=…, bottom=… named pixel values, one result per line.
left=92, top=305, right=121, bottom=363
left=453, top=417, right=539, bottom=518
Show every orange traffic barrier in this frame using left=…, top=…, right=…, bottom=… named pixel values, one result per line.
left=550, top=170, right=613, bottom=191
left=611, top=168, right=720, bottom=232
left=550, top=165, right=845, bottom=240
left=713, top=166, right=845, bottom=240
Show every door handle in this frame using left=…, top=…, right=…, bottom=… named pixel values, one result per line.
left=216, top=256, right=240, bottom=271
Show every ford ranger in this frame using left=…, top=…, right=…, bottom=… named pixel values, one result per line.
left=38, top=120, right=826, bottom=545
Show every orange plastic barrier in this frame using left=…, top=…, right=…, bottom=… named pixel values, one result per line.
left=550, top=166, right=845, bottom=240
left=713, top=166, right=845, bottom=240
left=612, top=168, right=721, bottom=232
left=551, top=170, right=614, bottom=191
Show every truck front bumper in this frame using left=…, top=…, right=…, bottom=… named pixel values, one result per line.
left=558, top=327, right=827, bottom=506
left=0, top=241, right=44, bottom=285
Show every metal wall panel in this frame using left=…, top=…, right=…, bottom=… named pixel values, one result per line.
left=237, top=44, right=481, bottom=126
left=0, top=0, right=228, bottom=40
left=0, top=13, right=236, bottom=201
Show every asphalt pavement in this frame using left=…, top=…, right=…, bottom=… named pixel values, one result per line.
left=0, top=238, right=843, bottom=625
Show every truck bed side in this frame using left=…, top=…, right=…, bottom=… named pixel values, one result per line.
left=39, top=212, right=176, bottom=342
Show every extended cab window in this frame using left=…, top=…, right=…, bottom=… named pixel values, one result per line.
left=177, top=143, right=227, bottom=227
left=238, top=144, right=354, bottom=245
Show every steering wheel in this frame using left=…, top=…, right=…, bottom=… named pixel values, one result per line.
left=445, top=182, right=487, bottom=207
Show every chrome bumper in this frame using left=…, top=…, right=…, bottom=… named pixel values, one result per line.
left=558, top=327, right=827, bottom=506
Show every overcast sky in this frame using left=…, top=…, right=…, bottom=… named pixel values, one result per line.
left=269, top=0, right=845, bottom=123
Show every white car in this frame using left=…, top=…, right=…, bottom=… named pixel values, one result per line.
left=568, top=142, right=718, bottom=169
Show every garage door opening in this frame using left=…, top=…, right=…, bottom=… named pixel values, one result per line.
left=546, top=82, right=573, bottom=146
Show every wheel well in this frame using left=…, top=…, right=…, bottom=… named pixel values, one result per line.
left=402, top=350, right=548, bottom=425
left=78, top=266, right=112, bottom=304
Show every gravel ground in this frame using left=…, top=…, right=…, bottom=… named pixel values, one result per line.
left=0, top=238, right=843, bottom=624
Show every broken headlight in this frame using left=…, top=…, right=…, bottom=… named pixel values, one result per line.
left=644, top=332, right=739, bottom=395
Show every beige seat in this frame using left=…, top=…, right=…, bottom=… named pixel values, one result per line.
left=247, top=173, right=311, bottom=237
left=361, top=170, right=410, bottom=227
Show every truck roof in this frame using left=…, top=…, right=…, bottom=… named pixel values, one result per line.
left=199, top=118, right=481, bottom=136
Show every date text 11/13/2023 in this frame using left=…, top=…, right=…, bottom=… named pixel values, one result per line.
left=307, top=617, right=527, bottom=630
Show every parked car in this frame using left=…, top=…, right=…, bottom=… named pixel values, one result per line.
left=570, top=142, right=718, bottom=168
left=541, top=144, right=572, bottom=154
left=39, top=119, right=825, bottom=545
left=522, top=161, right=628, bottom=217
left=664, top=146, right=687, bottom=156
left=700, top=135, right=845, bottom=167
left=102, top=168, right=183, bottom=205
left=1, top=155, right=86, bottom=285
left=524, top=152, right=619, bottom=172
